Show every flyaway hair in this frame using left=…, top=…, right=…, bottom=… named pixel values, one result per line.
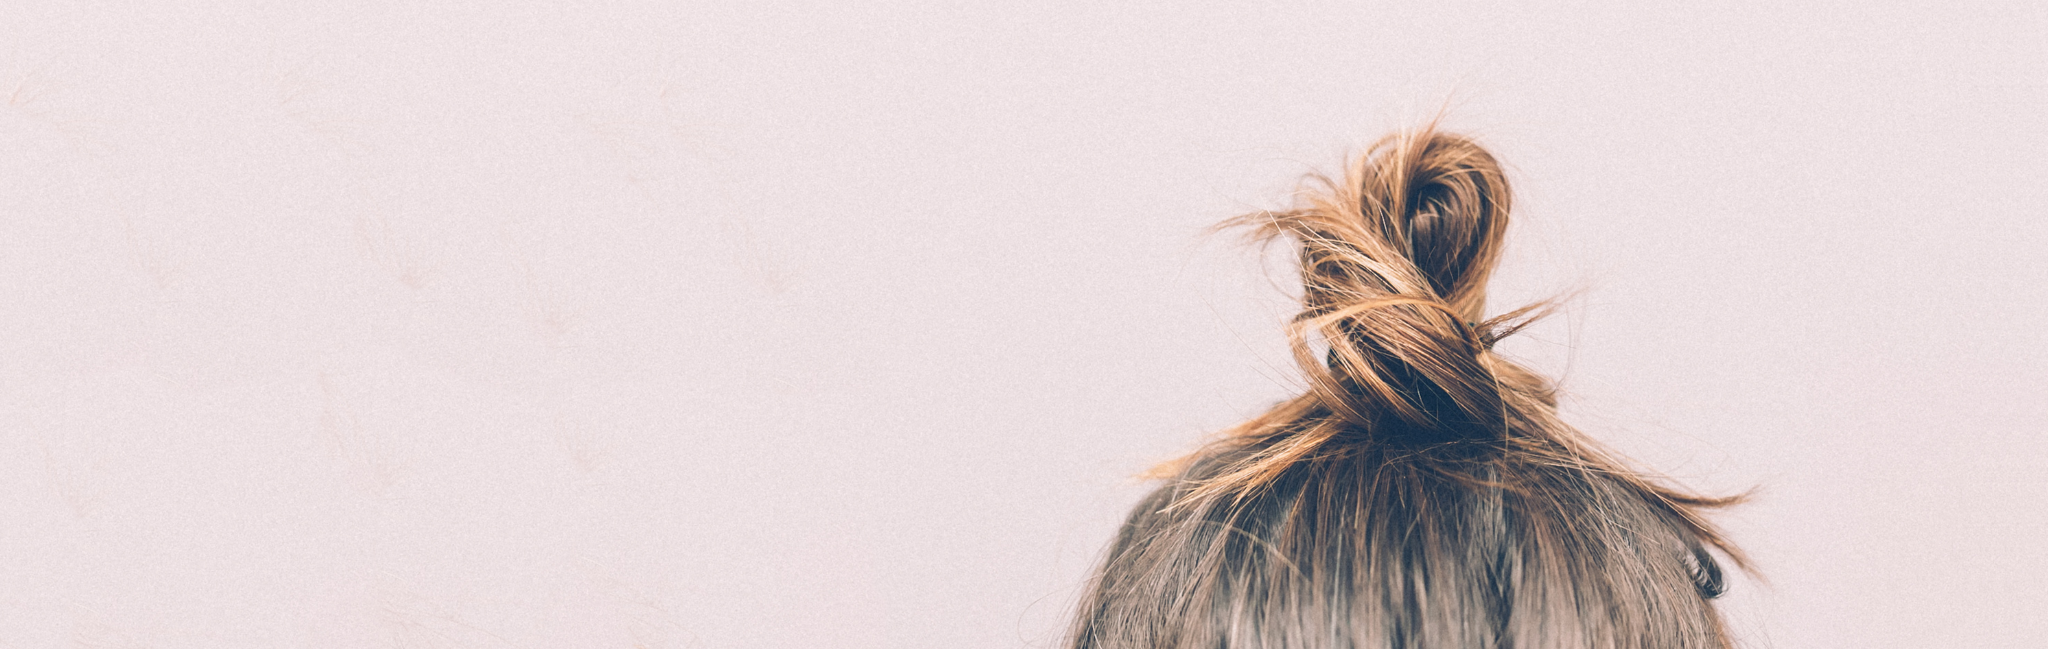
left=1067, top=126, right=1749, bottom=649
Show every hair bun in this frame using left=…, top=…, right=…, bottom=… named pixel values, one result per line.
left=1242, top=128, right=1516, bottom=440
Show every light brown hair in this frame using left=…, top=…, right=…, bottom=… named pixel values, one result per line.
left=1067, top=125, right=1749, bottom=649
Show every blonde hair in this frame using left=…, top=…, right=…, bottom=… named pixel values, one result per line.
left=1067, top=125, right=1749, bottom=649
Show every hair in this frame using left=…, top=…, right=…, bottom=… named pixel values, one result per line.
left=1066, top=125, right=1750, bottom=649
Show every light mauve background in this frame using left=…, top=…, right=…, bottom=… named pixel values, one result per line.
left=2, top=1, right=2044, bottom=647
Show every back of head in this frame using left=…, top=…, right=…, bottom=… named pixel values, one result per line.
left=1067, top=126, right=1747, bottom=649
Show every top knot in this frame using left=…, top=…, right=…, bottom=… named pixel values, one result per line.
left=1237, top=127, right=1518, bottom=439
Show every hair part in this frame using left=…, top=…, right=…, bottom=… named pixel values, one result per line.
left=1069, top=125, right=1749, bottom=649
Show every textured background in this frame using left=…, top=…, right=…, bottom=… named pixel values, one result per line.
left=3, top=2, right=2043, bottom=647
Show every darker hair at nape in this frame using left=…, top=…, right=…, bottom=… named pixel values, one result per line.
left=1067, top=125, right=1749, bottom=649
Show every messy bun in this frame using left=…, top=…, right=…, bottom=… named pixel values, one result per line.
left=1068, top=126, right=1749, bottom=649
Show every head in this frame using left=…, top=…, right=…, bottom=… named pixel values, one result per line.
left=1068, top=126, right=1747, bottom=649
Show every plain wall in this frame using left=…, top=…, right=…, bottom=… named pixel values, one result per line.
left=3, top=1, right=2044, bottom=647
